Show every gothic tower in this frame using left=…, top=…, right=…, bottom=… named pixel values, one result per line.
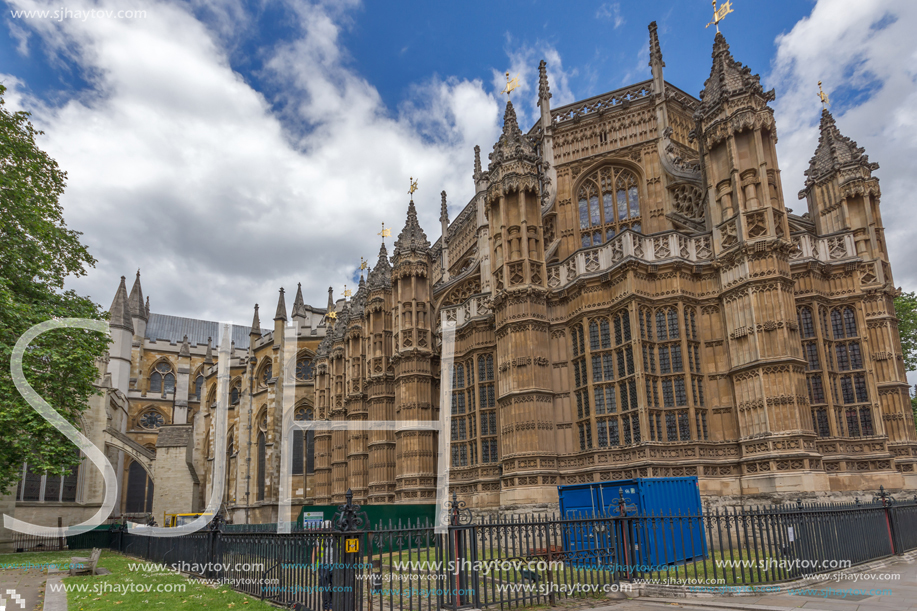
left=392, top=197, right=436, bottom=503
left=345, top=277, right=369, bottom=501
left=798, top=109, right=915, bottom=460
left=365, top=241, right=396, bottom=503
left=313, top=300, right=334, bottom=503
left=486, top=101, right=558, bottom=504
left=696, top=33, right=818, bottom=493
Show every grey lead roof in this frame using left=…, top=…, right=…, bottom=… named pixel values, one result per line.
left=145, top=313, right=267, bottom=349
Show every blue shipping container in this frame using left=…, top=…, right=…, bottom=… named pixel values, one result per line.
left=557, top=477, right=707, bottom=567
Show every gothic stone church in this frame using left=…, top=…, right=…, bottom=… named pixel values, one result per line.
left=10, top=24, right=917, bottom=528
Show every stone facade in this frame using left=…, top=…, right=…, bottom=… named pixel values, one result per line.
left=8, top=24, right=917, bottom=529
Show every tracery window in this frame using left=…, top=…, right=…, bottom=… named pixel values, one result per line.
left=451, top=359, right=480, bottom=468
left=577, top=167, right=642, bottom=248
left=292, top=407, right=315, bottom=476
left=15, top=450, right=81, bottom=504
left=798, top=307, right=816, bottom=338
left=139, top=410, right=165, bottom=430
left=256, top=413, right=267, bottom=501
left=149, top=362, right=175, bottom=395
left=194, top=374, right=204, bottom=401
left=296, top=358, right=314, bottom=381
left=477, top=353, right=496, bottom=467
left=230, top=382, right=241, bottom=406
left=260, top=362, right=273, bottom=387
left=801, top=304, right=871, bottom=438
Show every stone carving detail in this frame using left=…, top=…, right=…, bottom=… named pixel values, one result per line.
left=611, top=239, right=624, bottom=262
left=790, top=236, right=803, bottom=260
left=584, top=252, right=600, bottom=272
left=547, top=267, right=561, bottom=288
left=720, top=220, right=738, bottom=249
left=677, top=235, right=690, bottom=258
left=633, top=236, right=645, bottom=259
left=565, top=259, right=577, bottom=281
left=653, top=237, right=671, bottom=259
left=695, top=236, right=712, bottom=260
left=509, top=259, right=525, bottom=284
left=746, top=211, right=767, bottom=239
left=827, top=236, right=847, bottom=260
left=859, top=262, right=877, bottom=285
left=671, top=184, right=706, bottom=220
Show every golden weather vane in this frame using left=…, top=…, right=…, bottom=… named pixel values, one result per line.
left=818, top=81, right=830, bottom=109
left=378, top=222, right=391, bottom=240
left=501, top=71, right=520, bottom=97
left=359, top=256, right=368, bottom=279
left=342, top=284, right=352, bottom=299
left=706, top=0, right=734, bottom=33
left=408, top=177, right=419, bottom=199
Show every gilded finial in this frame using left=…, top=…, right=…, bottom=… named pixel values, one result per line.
left=359, top=257, right=368, bottom=278
left=408, top=177, right=418, bottom=199
left=502, top=71, right=520, bottom=97
left=706, top=0, right=733, bottom=33
left=326, top=310, right=337, bottom=321
left=342, top=284, right=352, bottom=299
left=378, top=222, right=391, bottom=240
left=818, top=81, right=830, bottom=109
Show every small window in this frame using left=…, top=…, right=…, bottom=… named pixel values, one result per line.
left=139, top=410, right=165, bottom=430
left=194, top=375, right=204, bottom=400
left=295, top=358, right=314, bottom=381
left=149, top=362, right=174, bottom=394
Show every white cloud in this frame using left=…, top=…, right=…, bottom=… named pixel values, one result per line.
left=596, top=3, right=624, bottom=29
left=769, top=0, right=917, bottom=294
left=2, top=0, right=511, bottom=326
left=768, top=0, right=917, bottom=386
left=491, top=39, right=577, bottom=130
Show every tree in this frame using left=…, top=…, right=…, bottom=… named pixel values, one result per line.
left=0, top=84, right=110, bottom=496
left=895, top=291, right=917, bottom=373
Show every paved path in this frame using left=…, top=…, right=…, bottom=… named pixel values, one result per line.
left=0, top=568, right=47, bottom=611
left=603, top=555, right=917, bottom=611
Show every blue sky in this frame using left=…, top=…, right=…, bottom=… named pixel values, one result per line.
left=3, top=1, right=818, bottom=131
left=2, top=0, right=916, bottom=331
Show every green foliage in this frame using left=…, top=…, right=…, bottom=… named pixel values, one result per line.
left=912, top=395, right=917, bottom=434
left=0, top=84, right=110, bottom=495
left=894, top=291, right=917, bottom=373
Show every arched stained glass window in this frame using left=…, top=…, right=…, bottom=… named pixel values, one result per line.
left=194, top=375, right=204, bottom=400
left=261, top=363, right=273, bottom=387
left=576, top=167, right=642, bottom=249
left=798, top=307, right=815, bottom=338
left=139, top=410, right=164, bottom=430
left=293, top=407, right=315, bottom=476
left=478, top=355, right=494, bottom=382
left=149, top=362, right=175, bottom=394
left=256, top=431, right=266, bottom=501
left=599, top=319, right=611, bottom=349
left=843, top=307, right=857, bottom=337
left=656, top=311, right=668, bottom=341
left=589, top=321, right=601, bottom=351
left=230, top=383, right=240, bottom=406
left=296, top=358, right=314, bottom=381
left=831, top=309, right=845, bottom=339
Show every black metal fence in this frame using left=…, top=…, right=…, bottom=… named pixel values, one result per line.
left=12, top=487, right=917, bottom=610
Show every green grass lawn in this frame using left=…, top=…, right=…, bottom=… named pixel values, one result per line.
left=0, top=550, right=276, bottom=610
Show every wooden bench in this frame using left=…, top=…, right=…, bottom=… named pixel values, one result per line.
left=70, top=547, right=102, bottom=576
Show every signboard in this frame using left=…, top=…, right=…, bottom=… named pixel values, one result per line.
left=346, top=538, right=360, bottom=553
left=301, top=511, right=324, bottom=528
